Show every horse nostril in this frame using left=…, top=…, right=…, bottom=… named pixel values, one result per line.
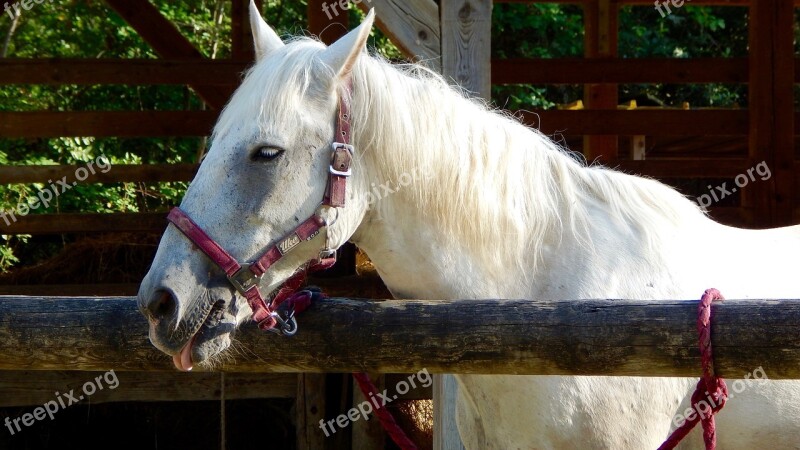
left=147, top=290, right=177, bottom=321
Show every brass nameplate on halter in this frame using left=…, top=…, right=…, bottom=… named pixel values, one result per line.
left=278, top=234, right=301, bottom=255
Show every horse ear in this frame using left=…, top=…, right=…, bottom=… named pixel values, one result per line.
left=320, top=9, right=375, bottom=80
left=249, top=0, right=284, bottom=61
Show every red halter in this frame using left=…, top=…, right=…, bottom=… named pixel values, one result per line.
left=166, top=83, right=354, bottom=335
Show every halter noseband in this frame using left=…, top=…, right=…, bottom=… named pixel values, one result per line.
left=166, top=82, right=355, bottom=335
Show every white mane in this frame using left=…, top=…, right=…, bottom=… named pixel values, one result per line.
left=345, top=47, right=706, bottom=274
left=213, top=38, right=706, bottom=275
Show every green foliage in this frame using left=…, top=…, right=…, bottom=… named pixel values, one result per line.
left=491, top=4, right=748, bottom=110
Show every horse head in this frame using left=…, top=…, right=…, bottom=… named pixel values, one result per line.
left=137, top=1, right=374, bottom=370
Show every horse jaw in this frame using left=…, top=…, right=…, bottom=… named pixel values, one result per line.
left=249, top=0, right=284, bottom=61
left=319, top=9, right=375, bottom=80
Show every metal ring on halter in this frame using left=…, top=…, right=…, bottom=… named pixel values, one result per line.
left=317, top=205, right=339, bottom=228
left=267, top=310, right=298, bottom=336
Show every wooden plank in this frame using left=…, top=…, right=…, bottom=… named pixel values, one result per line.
left=0, top=284, right=141, bottom=296
left=104, top=0, right=231, bottom=109
left=0, top=163, right=197, bottom=184
left=357, top=0, right=442, bottom=72
left=433, top=375, right=465, bottom=450
left=583, top=0, right=619, bottom=162
left=0, top=371, right=295, bottom=407
left=2, top=296, right=800, bottom=378
left=296, top=373, right=328, bottom=450
left=0, top=111, right=217, bottom=138
left=770, top=0, right=795, bottom=226
left=491, top=58, right=749, bottom=84
left=439, top=4, right=490, bottom=445
left=612, top=159, right=751, bottom=178
left=747, top=1, right=776, bottom=228
left=2, top=213, right=167, bottom=234
left=517, top=109, right=748, bottom=136
left=231, top=0, right=259, bottom=61
left=707, top=206, right=752, bottom=227
left=441, top=0, right=492, bottom=98
left=496, top=0, right=752, bottom=3
left=492, top=0, right=795, bottom=6
left=0, top=59, right=246, bottom=86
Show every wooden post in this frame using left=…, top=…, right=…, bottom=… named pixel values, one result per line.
left=441, top=0, right=492, bottom=98
left=355, top=0, right=442, bottom=72
left=433, top=374, right=465, bottom=450
left=296, top=373, right=328, bottom=450
left=747, top=0, right=794, bottom=228
left=583, top=0, right=618, bottom=163
left=231, top=0, right=260, bottom=61
left=439, top=1, right=492, bottom=447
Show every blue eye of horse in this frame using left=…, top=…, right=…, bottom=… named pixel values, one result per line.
left=253, top=146, right=284, bottom=161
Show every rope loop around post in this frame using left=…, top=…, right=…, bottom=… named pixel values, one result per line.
left=659, top=288, right=726, bottom=450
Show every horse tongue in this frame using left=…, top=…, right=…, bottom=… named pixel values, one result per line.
left=173, top=336, right=195, bottom=371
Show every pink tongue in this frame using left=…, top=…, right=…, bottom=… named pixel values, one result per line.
left=173, top=336, right=195, bottom=371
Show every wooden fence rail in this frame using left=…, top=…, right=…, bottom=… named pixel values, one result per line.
left=1, top=296, right=799, bottom=378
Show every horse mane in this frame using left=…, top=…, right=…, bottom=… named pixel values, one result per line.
left=346, top=50, right=706, bottom=274
left=214, top=37, right=706, bottom=276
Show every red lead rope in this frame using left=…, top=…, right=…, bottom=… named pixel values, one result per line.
left=659, top=288, right=727, bottom=450
left=273, top=271, right=418, bottom=450
left=353, top=373, right=419, bottom=450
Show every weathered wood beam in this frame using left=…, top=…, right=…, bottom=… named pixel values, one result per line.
left=356, top=0, right=441, bottom=71
left=231, top=0, right=259, bottom=61
left=0, top=371, right=430, bottom=407
left=0, top=371, right=295, bottom=407
left=494, top=0, right=769, bottom=4
left=583, top=0, right=619, bottom=162
left=1, top=296, right=800, bottom=378
left=104, top=0, right=232, bottom=109
left=441, top=0, right=492, bottom=98
left=2, top=213, right=167, bottom=235
left=0, top=59, right=246, bottom=86
left=492, top=58, right=749, bottom=84
left=517, top=109, right=748, bottom=136
left=0, top=111, right=216, bottom=138
left=0, top=164, right=197, bottom=184
left=296, top=373, right=329, bottom=450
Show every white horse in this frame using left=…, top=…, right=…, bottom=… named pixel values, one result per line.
left=137, top=3, right=800, bottom=448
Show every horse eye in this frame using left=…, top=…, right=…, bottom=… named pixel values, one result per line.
left=252, top=146, right=284, bottom=162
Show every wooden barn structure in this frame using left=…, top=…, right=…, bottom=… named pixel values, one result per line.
left=0, top=1, right=798, bottom=449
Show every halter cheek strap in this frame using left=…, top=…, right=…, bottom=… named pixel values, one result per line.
left=166, top=82, right=354, bottom=335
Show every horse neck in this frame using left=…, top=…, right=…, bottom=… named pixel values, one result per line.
left=348, top=68, right=577, bottom=299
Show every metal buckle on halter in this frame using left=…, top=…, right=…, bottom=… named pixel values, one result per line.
left=228, top=263, right=262, bottom=295
left=329, top=142, right=354, bottom=177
